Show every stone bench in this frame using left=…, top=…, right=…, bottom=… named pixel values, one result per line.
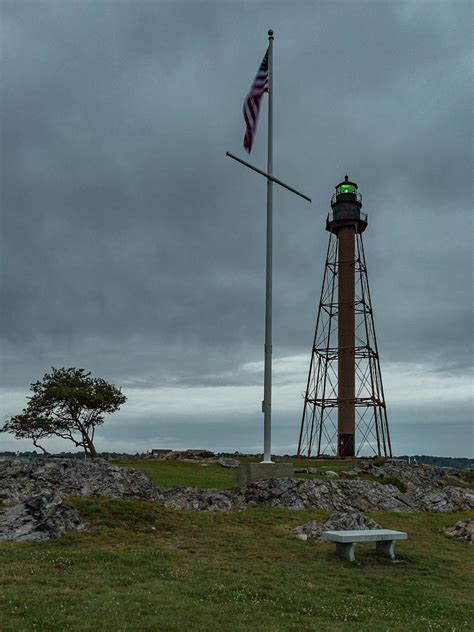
left=321, top=529, right=408, bottom=562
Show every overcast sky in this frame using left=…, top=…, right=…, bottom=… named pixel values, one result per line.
left=1, top=0, right=472, bottom=457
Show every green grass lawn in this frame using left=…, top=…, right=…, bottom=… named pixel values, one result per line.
left=115, top=458, right=237, bottom=489
left=1, top=460, right=472, bottom=631
left=113, top=456, right=360, bottom=489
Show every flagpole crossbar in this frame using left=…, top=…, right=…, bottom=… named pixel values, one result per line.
left=225, top=152, right=312, bottom=203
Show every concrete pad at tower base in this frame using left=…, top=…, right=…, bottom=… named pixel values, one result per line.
left=235, top=462, right=294, bottom=487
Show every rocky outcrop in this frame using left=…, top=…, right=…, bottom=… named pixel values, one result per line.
left=0, top=458, right=160, bottom=504
left=162, top=450, right=216, bottom=461
left=353, top=460, right=465, bottom=489
left=152, top=477, right=471, bottom=513
left=406, top=485, right=474, bottom=513
left=0, top=493, right=87, bottom=541
left=1, top=458, right=472, bottom=517
left=241, top=477, right=473, bottom=513
left=242, top=478, right=411, bottom=512
left=292, top=511, right=382, bottom=541
left=349, top=461, right=474, bottom=512
left=441, top=519, right=474, bottom=544
left=161, top=487, right=240, bottom=512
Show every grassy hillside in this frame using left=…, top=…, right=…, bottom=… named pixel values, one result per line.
left=0, top=460, right=473, bottom=631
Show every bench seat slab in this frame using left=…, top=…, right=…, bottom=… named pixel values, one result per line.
left=321, top=529, right=407, bottom=543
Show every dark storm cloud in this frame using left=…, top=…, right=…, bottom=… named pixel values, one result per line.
left=1, top=1, right=472, bottom=454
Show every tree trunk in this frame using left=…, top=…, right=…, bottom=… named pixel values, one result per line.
left=83, top=433, right=98, bottom=459
left=33, top=439, right=50, bottom=456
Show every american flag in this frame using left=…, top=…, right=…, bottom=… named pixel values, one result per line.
left=243, top=48, right=269, bottom=153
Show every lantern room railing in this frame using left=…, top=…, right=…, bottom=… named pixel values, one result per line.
left=331, top=191, right=363, bottom=206
left=326, top=210, right=367, bottom=224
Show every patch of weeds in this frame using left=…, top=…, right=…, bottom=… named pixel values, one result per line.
left=462, top=469, right=474, bottom=483
left=443, top=476, right=473, bottom=489
left=380, top=476, right=408, bottom=493
left=359, top=474, right=407, bottom=493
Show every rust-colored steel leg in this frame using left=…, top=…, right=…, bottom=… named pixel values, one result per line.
left=337, top=225, right=355, bottom=456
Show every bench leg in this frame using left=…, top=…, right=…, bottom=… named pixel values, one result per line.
left=376, top=540, right=395, bottom=560
left=335, top=542, right=356, bottom=562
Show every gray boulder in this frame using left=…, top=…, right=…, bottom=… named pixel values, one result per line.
left=441, top=519, right=474, bottom=544
left=217, top=458, right=240, bottom=469
left=294, top=467, right=320, bottom=474
left=0, top=493, right=87, bottom=541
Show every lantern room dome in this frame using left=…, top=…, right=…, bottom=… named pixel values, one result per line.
left=335, top=175, right=358, bottom=196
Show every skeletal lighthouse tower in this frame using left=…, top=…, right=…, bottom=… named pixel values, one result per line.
left=297, top=177, right=392, bottom=458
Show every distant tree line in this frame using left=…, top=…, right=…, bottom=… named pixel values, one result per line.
left=397, top=455, right=473, bottom=470
left=0, top=450, right=128, bottom=460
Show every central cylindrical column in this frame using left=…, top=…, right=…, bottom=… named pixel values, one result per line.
left=337, top=224, right=356, bottom=456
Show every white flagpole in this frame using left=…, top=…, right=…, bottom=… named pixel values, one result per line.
left=227, top=30, right=310, bottom=465
left=262, top=29, right=274, bottom=463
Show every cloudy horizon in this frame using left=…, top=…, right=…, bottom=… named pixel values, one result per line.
left=1, top=1, right=472, bottom=457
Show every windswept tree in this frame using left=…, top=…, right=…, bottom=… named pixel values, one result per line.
left=1, top=368, right=126, bottom=458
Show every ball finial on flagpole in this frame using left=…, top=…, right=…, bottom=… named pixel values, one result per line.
left=268, top=29, right=274, bottom=39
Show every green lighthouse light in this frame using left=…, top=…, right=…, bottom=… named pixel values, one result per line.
left=336, top=182, right=358, bottom=195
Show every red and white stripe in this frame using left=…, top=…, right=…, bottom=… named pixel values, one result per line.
left=243, top=49, right=269, bottom=153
